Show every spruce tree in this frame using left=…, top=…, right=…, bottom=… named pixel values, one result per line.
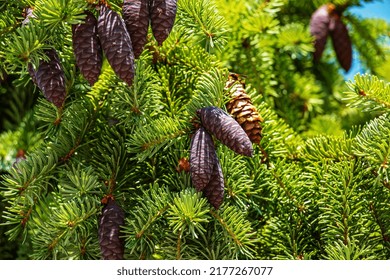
left=0, top=0, right=389, bottom=260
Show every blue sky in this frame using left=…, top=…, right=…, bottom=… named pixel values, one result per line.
left=343, top=0, right=390, bottom=79
left=350, top=0, right=390, bottom=19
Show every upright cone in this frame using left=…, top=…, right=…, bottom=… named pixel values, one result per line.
left=123, top=0, right=150, bottom=58
left=225, top=73, right=263, bottom=144
left=149, top=0, right=177, bottom=45
left=98, top=5, right=135, bottom=86
left=98, top=198, right=125, bottom=260
left=72, top=11, right=102, bottom=85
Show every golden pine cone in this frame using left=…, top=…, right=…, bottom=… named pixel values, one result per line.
left=225, top=73, right=263, bottom=144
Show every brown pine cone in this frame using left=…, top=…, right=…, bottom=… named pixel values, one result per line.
left=98, top=5, right=135, bottom=86
left=149, top=0, right=177, bottom=45
left=123, top=0, right=149, bottom=58
left=329, top=14, right=352, bottom=72
left=72, top=11, right=102, bottom=85
left=190, top=126, right=218, bottom=192
left=33, top=49, right=66, bottom=107
left=197, top=106, right=253, bottom=157
left=98, top=198, right=125, bottom=260
left=225, top=73, right=263, bottom=144
left=202, top=157, right=224, bottom=209
left=309, top=4, right=335, bottom=62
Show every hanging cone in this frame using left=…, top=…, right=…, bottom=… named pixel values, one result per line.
left=33, top=49, right=66, bottom=107
left=97, top=5, right=135, bottom=86
left=72, top=11, right=102, bottom=85
left=123, top=0, right=149, bottom=59
left=309, top=4, right=335, bottom=62
left=149, top=0, right=177, bottom=45
left=98, top=198, right=125, bottom=260
left=197, top=106, right=253, bottom=157
left=190, top=126, right=218, bottom=192
left=329, top=14, right=352, bottom=72
left=202, top=157, right=224, bottom=209
left=225, top=73, right=263, bottom=144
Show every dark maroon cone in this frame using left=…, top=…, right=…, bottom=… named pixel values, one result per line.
left=329, top=15, right=352, bottom=72
left=98, top=5, right=135, bottom=86
left=309, top=5, right=331, bottom=62
left=123, top=0, right=149, bottom=58
left=190, top=126, right=218, bottom=192
left=72, top=11, right=102, bottom=85
left=34, top=49, right=66, bottom=107
left=98, top=198, right=125, bottom=260
left=197, top=106, right=253, bottom=157
left=202, top=157, right=224, bottom=209
left=149, top=0, right=177, bottom=45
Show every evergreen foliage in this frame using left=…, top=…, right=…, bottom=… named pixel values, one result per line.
left=0, top=0, right=389, bottom=260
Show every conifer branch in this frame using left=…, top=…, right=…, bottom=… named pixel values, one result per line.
left=128, top=116, right=190, bottom=161
left=210, top=206, right=257, bottom=258
left=177, top=0, right=228, bottom=51
left=344, top=74, right=390, bottom=113
left=176, top=227, right=183, bottom=260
